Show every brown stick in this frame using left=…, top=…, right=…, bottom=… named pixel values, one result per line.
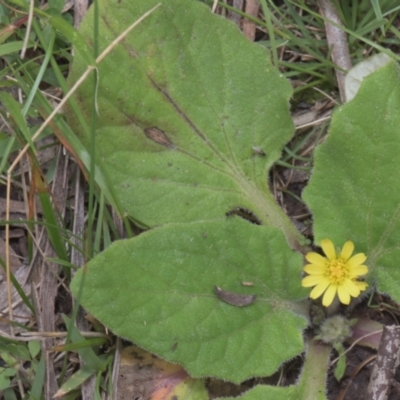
left=74, top=0, right=89, bottom=29
left=367, top=325, right=400, bottom=400
left=243, top=0, right=259, bottom=41
left=230, top=0, right=243, bottom=28
left=317, top=0, right=352, bottom=103
left=39, top=147, right=70, bottom=398
left=71, top=168, right=97, bottom=400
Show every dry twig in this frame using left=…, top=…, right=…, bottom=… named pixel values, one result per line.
left=317, top=0, right=352, bottom=102
left=367, top=325, right=400, bottom=400
left=243, top=0, right=259, bottom=41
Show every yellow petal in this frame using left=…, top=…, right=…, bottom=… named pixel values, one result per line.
left=340, top=241, right=354, bottom=261
left=305, top=252, right=327, bottom=266
left=347, top=253, right=367, bottom=268
left=303, top=264, right=325, bottom=274
left=354, top=280, right=368, bottom=291
left=348, top=264, right=368, bottom=276
left=309, top=278, right=330, bottom=299
left=342, top=279, right=360, bottom=297
left=321, top=239, right=336, bottom=261
left=322, top=284, right=337, bottom=306
left=337, top=285, right=351, bottom=305
left=302, top=275, right=325, bottom=287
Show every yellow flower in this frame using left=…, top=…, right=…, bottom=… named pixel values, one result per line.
left=302, top=239, right=369, bottom=307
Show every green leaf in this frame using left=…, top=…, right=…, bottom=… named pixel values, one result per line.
left=175, top=378, right=209, bottom=400
left=4, top=388, right=18, bottom=400
left=303, top=60, right=400, bottom=302
left=0, top=41, right=33, bottom=56
left=71, top=217, right=308, bottom=383
left=68, top=0, right=302, bottom=248
left=48, top=0, right=64, bottom=14
left=0, top=375, right=10, bottom=391
left=333, top=343, right=346, bottom=382
left=0, top=92, right=34, bottom=149
left=2, top=368, right=17, bottom=377
left=215, top=385, right=299, bottom=400
left=28, top=340, right=41, bottom=359
left=54, top=365, right=96, bottom=397
left=0, top=367, right=16, bottom=390
left=30, top=353, right=45, bottom=399
left=16, top=344, right=31, bottom=361
left=47, top=15, right=95, bottom=66
left=62, top=315, right=106, bottom=371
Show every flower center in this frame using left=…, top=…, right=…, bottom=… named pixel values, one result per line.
left=325, top=258, right=349, bottom=284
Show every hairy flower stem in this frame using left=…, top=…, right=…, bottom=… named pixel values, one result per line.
left=298, top=336, right=331, bottom=400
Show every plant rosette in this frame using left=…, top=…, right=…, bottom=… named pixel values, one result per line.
left=68, top=0, right=400, bottom=398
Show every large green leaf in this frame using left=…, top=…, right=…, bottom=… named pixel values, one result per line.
left=67, top=0, right=302, bottom=248
left=71, top=218, right=308, bottom=383
left=303, top=60, right=400, bottom=302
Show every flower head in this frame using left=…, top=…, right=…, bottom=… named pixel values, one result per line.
left=302, top=239, right=368, bottom=307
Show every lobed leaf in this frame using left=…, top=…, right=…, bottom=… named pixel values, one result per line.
left=67, top=0, right=301, bottom=248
